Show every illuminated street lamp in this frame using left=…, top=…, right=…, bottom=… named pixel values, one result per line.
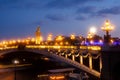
left=101, top=20, right=114, bottom=43
left=14, top=60, right=19, bottom=64
left=87, top=27, right=97, bottom=39
left=13, top=59, right=19, bottom=80
left=90, top=27, right=96, bottom=34
left=101, top=20, right=114, bottom=36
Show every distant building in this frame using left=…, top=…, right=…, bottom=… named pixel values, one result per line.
left=35, top=26, right=42, bottom=44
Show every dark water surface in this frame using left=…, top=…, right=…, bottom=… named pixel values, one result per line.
left=0, top=51, right=99, bottom=80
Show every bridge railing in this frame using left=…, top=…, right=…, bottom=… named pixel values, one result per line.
left=0, top=44, right=101, bottom=52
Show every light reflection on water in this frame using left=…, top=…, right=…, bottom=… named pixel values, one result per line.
left=0, top=71, right=14, bottom=80
left=0, top=70, right=82, bottom=80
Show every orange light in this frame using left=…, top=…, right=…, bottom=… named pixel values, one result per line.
left=60, top=42, right=63, bottom=45
left=31, top=38, right=35, bottom=42
left=65, top=42, right=69, bottom=45
left=12, top=40, right=16, bottom=44
left=22, top=40, right=25, bottom=43
left=35, top=36, right=43, bottom=44
left=2, top=41, right=8, bottom=45
left=56, top=35, right=64, bottom=41
left=47, top=33, right=53, bottom=41
left=43, top=57, right=49, bottom=61
left=55, top=42, right=58, bottom=45
left=50, top=75, right=65, bottom=80
left=17, top=39, right=21, bottom=43
left=101, top=20, right=114, bottom=31
left=70, top=34, right=75, bottom=40
left=87, top=32, right=93, bottom=39
left=25, top=39, right=30, bottom=44
left=110, top=39, right=114, bottom=43
left=8, top=41, right=13, bottom=44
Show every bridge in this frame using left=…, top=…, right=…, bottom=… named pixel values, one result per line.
left=0, top=20, right=120, bottom=80
left=0, top=43, right=101, bottom=78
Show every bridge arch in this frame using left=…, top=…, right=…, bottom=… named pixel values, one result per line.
left=0, top=48, right=100, bottom=78
left=0, top=49, right=52, bottom=65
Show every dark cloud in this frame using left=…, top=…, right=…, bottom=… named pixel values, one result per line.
left=46, top=14, right=65, bottom=21
left=0, top=0, right=48, bottom=9
left=76, top=6, right=96, bottom=14
left=46, top=0, right=102, bottom=9
left=75, top=6, right=96, bottom=21
left=76, top=6, right=120, bottom=19
left=97, top=6, right=120, bottom=16
left=0, top=0, right=103, bottom=10
left=75, top=16, right=87, bottom=20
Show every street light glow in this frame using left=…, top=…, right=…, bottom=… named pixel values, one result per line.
left=90, top=27, right=97, bottom=34
left=56, top=35, right=64, bottom=41
left=47, top=33, right=53, bottom=41
left=14, top=60, right=19, bottom=64
left=87, top=27, right=97, bottom=39
left=101, top=20, right=114, bottom=32
left=70, top=34, right=75, bottom=40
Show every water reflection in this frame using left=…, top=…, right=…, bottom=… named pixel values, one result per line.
left=0, top=52, right=91, bottom=80
left=0, top=67, right=90, bottom=80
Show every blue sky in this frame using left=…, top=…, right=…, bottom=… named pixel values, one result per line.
left=0, top=0, right=120, bottom=40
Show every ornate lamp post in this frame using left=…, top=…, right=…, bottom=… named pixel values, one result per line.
left=101, top=20, right=114, bottom=44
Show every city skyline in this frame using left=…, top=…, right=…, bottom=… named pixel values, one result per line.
left=0, top=0, right=120, bottom=40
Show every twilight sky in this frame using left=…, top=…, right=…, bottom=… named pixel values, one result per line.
left=0, top=0, right=120, bottom=40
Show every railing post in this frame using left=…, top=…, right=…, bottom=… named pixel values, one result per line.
left=89, top=56, right=92, bottom=69
left=65, top=54, right=68, bottom=59
left=80, top=55, right=83, bottom=64
left=72, top=55, right=75, bottom=61
left=100, top=56, right=102, bottom=72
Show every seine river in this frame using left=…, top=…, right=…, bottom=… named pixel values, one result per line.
left=0, top=51, right=99, bottom=80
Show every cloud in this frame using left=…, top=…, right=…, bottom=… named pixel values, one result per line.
left=45, top=14, right=65, bottom=21
left=75, top=16, right=87, bottom=20
left=75, top=6, right=96, bottom=21
left=0, top=0, right=48, bottom=9
left=76, top=6, right=96, bottom=14
left=46, top=0, right=102, bottom=9
left=96, top=6, right=120, bottom=17
left=0, top=0, right=103, bottom=10
left=75, top=6, right=120, bottom=19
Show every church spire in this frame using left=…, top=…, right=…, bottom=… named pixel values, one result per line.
left=35, top=26, right=42, bottom=44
